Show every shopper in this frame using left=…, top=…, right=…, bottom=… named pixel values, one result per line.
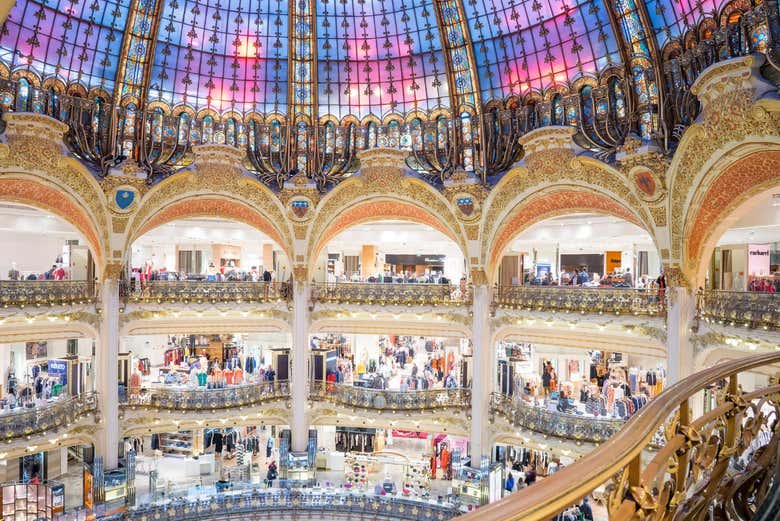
left=542, top=364, right=552, bottom=396
left=579, top=268, right=589, bottom=284
left=505, top=472, right=515, bottom=493
left=580, top=497, right=594, bottom=521
left=624, top=268, right=633, bottom=288
left=524, top=466, right=536, bottom=486
left=266, top=461, right=278, bottom=486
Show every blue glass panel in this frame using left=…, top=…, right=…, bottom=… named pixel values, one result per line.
left=0, top=0, right=131, bottom=91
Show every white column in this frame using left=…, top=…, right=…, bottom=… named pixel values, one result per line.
left=470, top=283, right=492, bottom=462
left=290, top=278, right=310, bottom=451
left=95, top=278, right=120, bottom=469
left=666, top=287, right=695, bottom=385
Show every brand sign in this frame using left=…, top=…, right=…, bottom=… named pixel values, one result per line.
left=605, top=251, right=622, bottom=273
left=48, top=359, right=68, bottom=385
left=747, top=243, right=771, bottom=276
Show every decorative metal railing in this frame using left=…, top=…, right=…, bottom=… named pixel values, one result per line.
left=121, top=381, right=289, bottom=411
left=0, top=392, right=98, bottom=441
left=98, top=488, right=461, bottom=521
left=458, top=351, right=780, bottom=521
left=310, top=382, right=471, bottom=412
left=309, top=282, right=471, bottom=307
left=122, top=281, right=290, bottom=304
left=697, top=289, right=780, bottom=330
left=493, top=286, right=663, bottom=316
left=489, top=393, right=625, bottom=443
left=0, top=281, right=97, bottom=308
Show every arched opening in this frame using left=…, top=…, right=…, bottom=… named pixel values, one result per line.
left=0, top=202, right=96, bottom=281
left=313, top=219, right=466, bottom=284
left=496, top=213, right=659, bottom=288
left=701, top=187, right=780, bottom=292
left=129, top=216, right=290, bottom=285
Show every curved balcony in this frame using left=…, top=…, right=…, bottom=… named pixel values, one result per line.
left=111, top=488, right=460, bottom=521
left=122, top=281, right=290, bottom=305
left=121, top=381, right=289, bottom=411
left=697, top=289, right=780, bottom=330
left=0, top=392, right=98, bottom=441
left=310, top=282, right=471, bottom=307
left=493, top=286, right=663, bottom=316
left=0, top=281, right=97, bottom=308
left=310, top=382, right=471, bottom=412
left=489, top=393, right=625, bottom=443
left=459, top=351, right=780, bottom=521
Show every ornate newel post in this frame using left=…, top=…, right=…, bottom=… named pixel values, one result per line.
left=95, top=262, right=123, bottom=469
left=469, top=269, right=492, bottom=463
left=290, top=265, right=311, bottom=452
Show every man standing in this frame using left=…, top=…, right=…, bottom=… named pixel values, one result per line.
left=624, top=268, right=634, bottom=288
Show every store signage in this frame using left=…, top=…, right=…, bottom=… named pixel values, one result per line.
left=605, top=251, right=622, bottom=273
left=748, top=243, right=771, bottom=276
left=48, top=359, right=68, bottom=385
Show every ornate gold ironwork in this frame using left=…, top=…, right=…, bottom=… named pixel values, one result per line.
left=493, top=286, right=663, bottom=316
left=310, top=381, right=470, bottom=412
left=0, top=281, right=97, bottom=308
left=0, top=392, right=98, bottom=441
left=457, top=351, right=780, bottom=521
left=309, top=282, right=472, bottom=307
left=122, top=381, right=289, bottom=411
left=123, top=281, right=290, bottom=304
left=490, top=392, right=625, bottom=443
left=697, top=289, right=780, bottom=330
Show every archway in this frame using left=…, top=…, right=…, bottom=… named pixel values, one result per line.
left=0, top=201, right=97, bottom=281
left=0, top=178, right=104, bottom=271
left=487, top=189, right=656, bottom=285
left=685, top=150, right=780, bottom=286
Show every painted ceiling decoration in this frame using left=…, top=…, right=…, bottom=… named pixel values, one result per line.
left=0, top=0, right=776, bottom=189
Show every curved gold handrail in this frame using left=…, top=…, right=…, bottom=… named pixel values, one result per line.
left=457, top=351, right=780, bottom=521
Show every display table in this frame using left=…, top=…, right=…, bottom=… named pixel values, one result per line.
left=183, top=454, right=215, bottom=477
left=316, top=451, right=345, bottom=471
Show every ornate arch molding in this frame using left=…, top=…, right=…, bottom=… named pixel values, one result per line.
left=683, top=146, right=780, bottom=284
left=124, top=170, right=294, bottom=262
left=486, top=188, right=645, bottom=279
left=0, top=177, right=105, bottom=269
left=481, top=157, right=653, bottom=274
left=0, top=114, right=111, bottom=270
left=305, top=176, right=470, bottom=270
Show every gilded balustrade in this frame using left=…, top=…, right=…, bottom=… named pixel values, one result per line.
left=102, top=488, right=461, bottom=521
left=309, top=282, right=471, bottom=307
left=0, top=281, right=97, bottom=308
left=121, top=381, right=289, bottom=411
left=310, top=381, right=471, bottom=411
left=458, top=351, right=780, bottom=521
left=123, top=281, right=289, bottom=304
left=697, top=289, right=780, bottom=330
left=489, top=393, right=625, bottom=443
left=0, top=392, right=98, bottom=440
left=493, top=286, right=663, bottom=316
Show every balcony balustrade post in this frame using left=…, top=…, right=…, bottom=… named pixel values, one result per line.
left=666, top=284, right=695, bottom=386
left=291, top=269, right=311, bottom=452
left=470, top=275, right=493, bottom=462
left=96, top=271, right=121, bottom=469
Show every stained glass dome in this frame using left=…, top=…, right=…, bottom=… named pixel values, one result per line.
left=0, top=0, right=771, bottom=187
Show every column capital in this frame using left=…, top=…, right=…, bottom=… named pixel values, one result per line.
left=102, top=261, right=125, bottom=282
left=3, top=112, right=69, bottom=156
left=690, top=55, right=774, bottom=114
left=470, top=269, right=489, bottom=287
left=662, top=263, right=691, bottom=289
left=192, top=143, right=247, bottom=176
left=357, top=148, right=409, bottom=184
left=292, top=265, right=308, bottom=282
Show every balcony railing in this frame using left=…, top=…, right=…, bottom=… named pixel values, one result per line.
left=0, top=392, right=98, bottom=441
left=0, top=281, right=97, bottom=308
left=458, top=351, right=780, bottom=521
left=493, top=286, right=664, bottom=316
left=697, top=289, right=780, bottom=330
left=489, top=393, right=625, bottom=443
left=310, top=382, right=471, bottom=412
left=103, top=488, right=461, bottom=521
left=121, top=381, right=289, bottom=411
left=122, top=281, right=290, bottom=304
left=310, top=282, right=471, bottom=307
